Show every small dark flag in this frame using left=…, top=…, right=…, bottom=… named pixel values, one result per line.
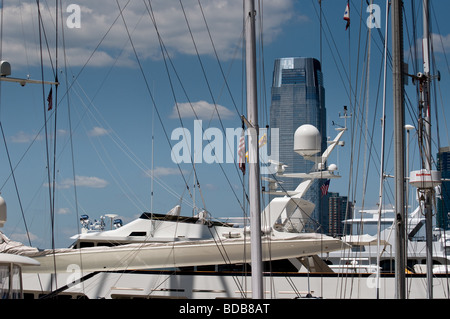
left=47, top=87, right=53, bottom=111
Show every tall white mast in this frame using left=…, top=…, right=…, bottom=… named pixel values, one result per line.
left=391, top=0, right=406, bottom=299
left=376, top=0, right=390, bottom=299
left=244, top=0, right=263, bottom=299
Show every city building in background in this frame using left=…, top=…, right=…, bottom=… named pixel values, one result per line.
left=325, top=192, right=353, bottom=237
left=437, top=146, right=450, bottom=230
left=269, top=57, right=327, bottom=228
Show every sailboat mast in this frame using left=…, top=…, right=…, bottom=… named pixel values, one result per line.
left=421, top=0, right=433, bottom=299
left=244, top=0, right=263, bottom=299
left=391, top=0, right=406, bottom=299
left=376, top=0, right=390, bottom=299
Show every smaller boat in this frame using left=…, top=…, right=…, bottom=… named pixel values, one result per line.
left=0, top=196, right=40, bottom=299
left=0, top=253, right=40, bottom=299
left=321, top=204, right=450, bottom=275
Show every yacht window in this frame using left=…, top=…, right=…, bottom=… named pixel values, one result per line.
left=78, top=242, right=95, bottom=248
left=351, top=245, right=365, bottom=252
left=129, top=232, right=147, bottom=236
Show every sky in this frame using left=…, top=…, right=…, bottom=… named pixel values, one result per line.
left=0, top=0, right=449, bottom=249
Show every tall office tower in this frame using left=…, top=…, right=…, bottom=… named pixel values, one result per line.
left=437, top=147, right=450, bottom=230
left=326, top=192, right=353, bottom=237
left=269, top=57, right=327, bottom=228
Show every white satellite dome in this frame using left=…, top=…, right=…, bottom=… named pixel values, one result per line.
left=294, top=124, right=321, bottom=156
left=328, top=163, right=338, bottom=171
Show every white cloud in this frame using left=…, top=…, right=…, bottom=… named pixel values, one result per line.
left=145, top=166, right=187, bottom=178
left=171, top=100, right=234, bottom=120
left=88, top=126, right=110, bottom=137
left=0, top=1, right=296, bottom=68
left=10, top=129, right=67, bottom=143
left=204, top=183, right=218, bottom=191
left=431, top=33, right=450, bottom=53
left=9, top=231, right=39, bottom=244
left=57, top=207, right=71, bottom=215
left=51, top=175, right=108, bottom=189
left=409, top=33, right=450, bottom=59
left=10, top=130, right=42, bottom=143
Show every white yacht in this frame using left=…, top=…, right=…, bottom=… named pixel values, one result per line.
left=320, top=205, right=450, bottom=275
left=0, top=122, right=349, bottom=299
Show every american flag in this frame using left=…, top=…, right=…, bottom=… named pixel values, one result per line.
left=238, top=128, right=246, bottom=175
left=47, top=87, right=53, bottom=111
left=321, top=179, right=330, bottom=197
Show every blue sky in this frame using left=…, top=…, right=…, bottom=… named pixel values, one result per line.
left=0, top=0, right=449, bottom=248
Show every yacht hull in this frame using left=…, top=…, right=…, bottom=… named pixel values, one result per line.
left=22, top=235, right=344, bottom=273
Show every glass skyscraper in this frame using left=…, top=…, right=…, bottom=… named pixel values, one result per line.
left=437, top=147, right=450, bottom=230
left=269, top=57, right=327, bottom=229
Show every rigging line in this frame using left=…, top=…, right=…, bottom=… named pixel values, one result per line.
left=403, top=5, right=418, bottom=79
left=311, top=0, right=395, bottom=208
left=0, top=124, right=47, bottom=192
left=361, top=27, right=395, bottom=213
left=19, top=0, right=33, bottom=77
left=196, top=0, right=248, bottom=187
left=312, top=4, right=388, bottom=215
left=430, top=4, right=450, bottom=76
left=72, top=102, right=188, bottom=209
left=115, top=1, right=193, bottom=206
left=36, top=0, right=58, bottom=287
left=310, top=0, right=351, bottom=100
left=34, top=0, right=56, bottom=80
left=54, top=0, right=132, bottom=108
left=410, top=0, right=420, bottom=77
left=0, top=122, right=32, bottom=247
left=143, top=0, right=198, bottom=202
left=50, top=0, right=60, bottom=281
left=111, top=2, right=243, bottom=292
left=144, top=0, right=247, bottom=211
left=430, top=3, right=450, bottom=146
left=349, top=0, right=366, bottom=219
left=84, top=120, right=148, bottom=212
left=58, top=0, right=85, bottom=289
left=429, top=24, right=441, bottom=161
left=256, top=0, right=269, bottom=128
left=178, top=0, right=243, bottom=210
left=197, top=0, right=241, bottom=118
left=198, top=227, right=250, bottom=297
left=360, top=19, right=373, bottom=216
left=71, top=81, right=193, bottom=209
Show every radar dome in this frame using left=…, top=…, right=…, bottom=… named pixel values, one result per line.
left=294, top=124, right=321, bottom=156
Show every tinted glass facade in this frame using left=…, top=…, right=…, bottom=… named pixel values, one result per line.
left=326, top=192, right=352, bottom=237
left=437, top=147, right=450, bottom=230
left=270, top=57, right=327, bottom=227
